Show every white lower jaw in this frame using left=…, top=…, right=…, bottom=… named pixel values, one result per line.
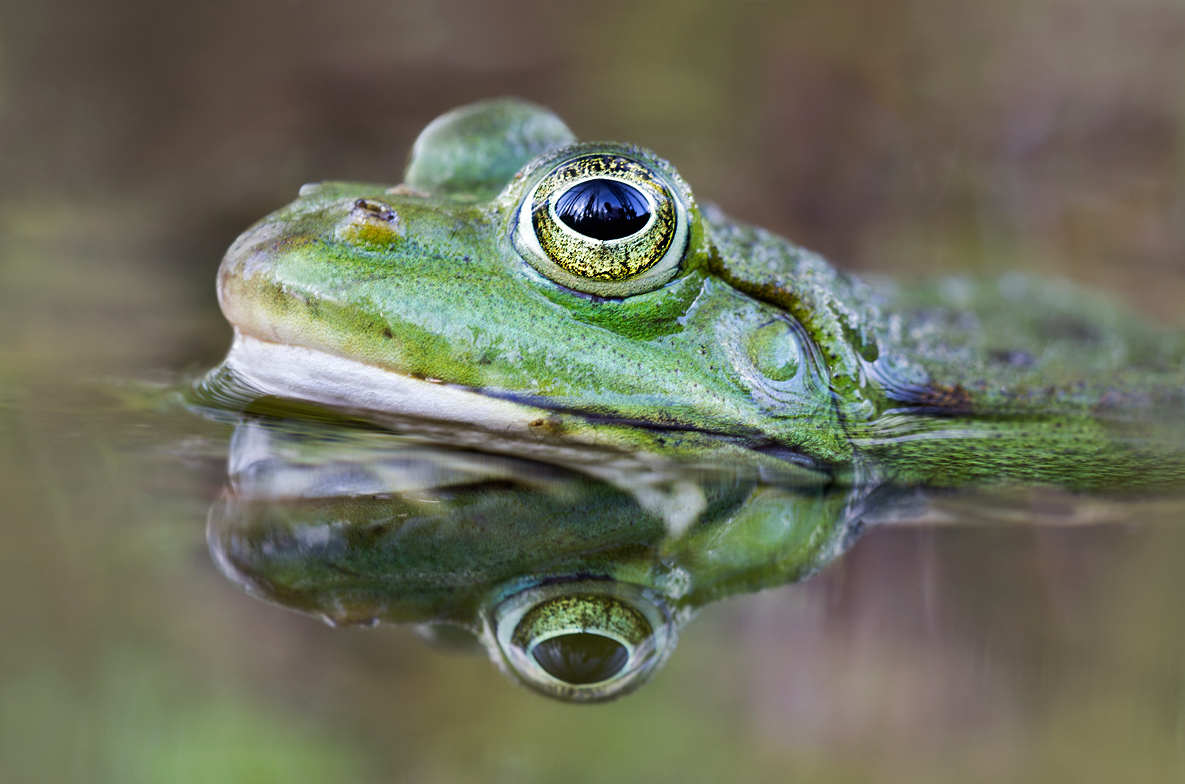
left=223, top=331, right=548, bottom=434
left=219, top=331, right=714, bottom=535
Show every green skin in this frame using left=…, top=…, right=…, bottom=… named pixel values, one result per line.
left=211, top=98, right=1185, bottom=492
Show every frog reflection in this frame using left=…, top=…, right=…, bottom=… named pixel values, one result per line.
left=209, top=418, right=912, bottom=702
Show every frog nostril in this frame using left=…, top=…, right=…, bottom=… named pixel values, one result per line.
left=352, top=198, right=397, bottom=222
left=339, top=198, right=405, bottom=247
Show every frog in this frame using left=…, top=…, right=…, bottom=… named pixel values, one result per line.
left=202, top=97, right=1185, bottom=497
left=200, top=99, right=1185, bottom=701
left=209, top=417, right=912, bottom=702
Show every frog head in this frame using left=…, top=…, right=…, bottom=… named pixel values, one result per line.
left=213, top=99, right=896, bottom=475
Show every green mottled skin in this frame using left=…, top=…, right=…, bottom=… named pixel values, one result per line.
left=213, top=98, right=1185, bottom=492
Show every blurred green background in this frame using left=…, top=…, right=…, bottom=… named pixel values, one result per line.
left=1, top=0, right=1184, bottom=781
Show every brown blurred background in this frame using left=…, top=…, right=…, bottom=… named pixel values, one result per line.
left=2, top=0, right=1182, bottom=316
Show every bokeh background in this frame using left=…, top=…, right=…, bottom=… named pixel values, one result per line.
left=1, top=0, right=1184, bottom=782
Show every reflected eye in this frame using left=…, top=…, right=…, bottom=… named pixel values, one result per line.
left=514, top=594, right=650, bottom=683
left=490, top=580, right=676, bottom=702
left=513, top=154, right=690, bottom=297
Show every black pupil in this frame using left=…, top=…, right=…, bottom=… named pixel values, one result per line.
left=532, top=633, right=629, bottom=685
left=554, top=179, right=651, bottom=241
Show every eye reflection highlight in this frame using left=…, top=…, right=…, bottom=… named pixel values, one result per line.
left=554, top=178, right=651, bottom=240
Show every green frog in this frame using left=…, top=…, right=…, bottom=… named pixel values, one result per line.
left=201, top=99, right=1185, bottom=702
left=205, top=97, right=1185, bottom=491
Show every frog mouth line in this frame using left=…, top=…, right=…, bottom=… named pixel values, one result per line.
left=223, top=332, right=731, bottom=444
left=219, top=332, right=827, bottom=474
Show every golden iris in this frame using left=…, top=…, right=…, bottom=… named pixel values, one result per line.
left=514, top=153, right=688, bottom=297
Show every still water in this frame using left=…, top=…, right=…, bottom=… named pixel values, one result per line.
left=3, top=0, right=1185, bottom=781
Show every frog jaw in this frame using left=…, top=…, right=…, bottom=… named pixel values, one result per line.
left=222, top=330, right=549, bottom=436
left=211, top=330, right=838, bottom=488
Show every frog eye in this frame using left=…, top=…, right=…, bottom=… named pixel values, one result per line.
left=490, top=580, right=676, bottom=702
left=513, top=154, right=690, bottom=297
